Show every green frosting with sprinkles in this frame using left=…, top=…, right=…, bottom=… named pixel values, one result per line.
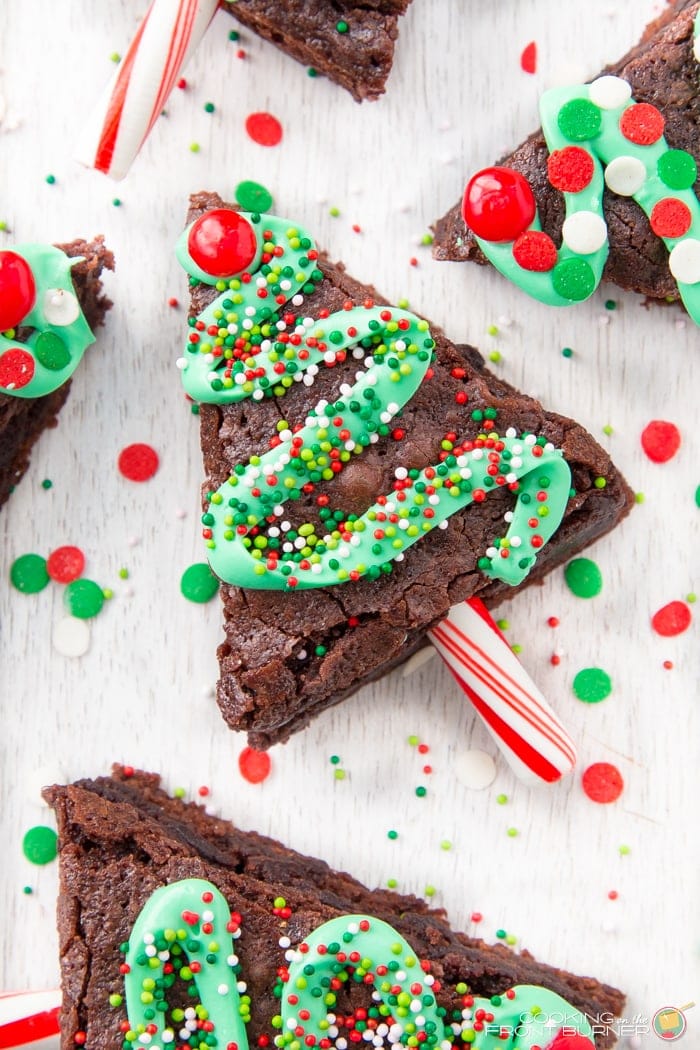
left=119, top=881, right=595, bottom=1050
left=0, top=244, right=96, bottom=398
left=466, top=49, right=700, bottom=324
left=178, top=207, right=572, bottom=591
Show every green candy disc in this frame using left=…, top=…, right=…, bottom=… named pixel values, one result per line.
left=10, top=553, right=49, bottom=593
left=564, top=556, right=603, bottom=598
left=22, top=825, right=58, bottom=864
left=63, top=578, right=105, bottom=618
left=557, top=98, right=601, bottom=141
left=181, top=562, right=219, bottom=603
left=35, top=331, right=71, bottom=371
left=573, top=667, right=612, bottom=703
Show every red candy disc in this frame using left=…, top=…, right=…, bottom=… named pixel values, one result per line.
left=245, top=111, right=283, bottom=147
left=640, top=420, right=681, bottom=463
left=118, top=443, right=160, bottom=482
left=188, top=209, right=258, bottom=278
left=582, top=762, right=624, bottom=803
left=47, top=545, right=86, bottom=583
left=520, top=41, right=537, bottom=75
left=651, top=600, right=692, bottom=637
left=0, top=250, right=36, bottom=331
left=547, top=147, right=595, bottom=193
left=512, top=230, right=558, bottom=271
left=0, top=347, right=35, bottom=389
left=544, top=1033, right=595, bottom=1049
left=650, top=197, right=692, bottom=239
left=238, top=746, right=271, bottom=784
left=462, top=167, right=536, bottom=243
left=619, top=103, right=665, bottom=145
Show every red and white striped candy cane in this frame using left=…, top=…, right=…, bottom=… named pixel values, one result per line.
left=77, top=0, right=218, bottom=180
left=0, top=990, right=60, bottom=1049
left=428, top=597, right=577, bottom=785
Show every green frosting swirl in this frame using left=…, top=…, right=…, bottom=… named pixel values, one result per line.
left=0, top=244, right=96, bottom=398
left=119, top=882, right=595, bottom=1050
left=178, top=210, right=572, bottom=590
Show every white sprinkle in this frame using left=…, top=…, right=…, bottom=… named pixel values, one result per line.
left=217, top=983, right=229, bottom=995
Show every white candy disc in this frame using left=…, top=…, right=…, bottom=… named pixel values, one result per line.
left=669, top=238, right=700, bottom=284
left=562, top=211, right=608, bottom=254
left=588, top=75, right=632, bottom=110
left=604, top=155, right=647, bottom=196
left=452, top=748, right=497, bottom=790
left=43, top=288, right=81, bottom=325
left=52, top=615, right=91, bottom=657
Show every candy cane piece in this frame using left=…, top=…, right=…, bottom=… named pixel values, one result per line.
left=428, top=597, right=577, bottom=784
left=0, top=990, right=61, bottom=1049
left=77, top=0, right=218, bottom=180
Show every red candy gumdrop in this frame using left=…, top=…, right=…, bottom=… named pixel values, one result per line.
left=544, top=1033, right=595, bottom=1049
left=238, top=746, right=271, bottom=784
left=0, top=251, right=36, bottom=330
left=640, top=420, right=681, bottom=463
left=462, top=167, right=536, bottom=243
left=651, top=600, right=692, bottom=637
left=188, top=209, right=258, bottom=278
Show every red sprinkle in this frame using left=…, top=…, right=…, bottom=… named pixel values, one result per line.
left=198, top=785, right=210, bottom=797
left=640, top=420, right=681, bottom=463
left=470, top=912, right=483, bottom=923
left=239, top=746, right=272, bottom=783
left=245, top=112, right=283, bottom=147
left=177, top=78, right=187, bottom=90
left=168, top=297, right=179, bottom=307
left=663, top=660, right=674, bottom=670
left=608, top=890, right=619, bottom=900
left=47, top=545, right=85, bottom=583
left=651, top=600, right=692, bottom=637
left=520, top=41, right=537, bottom=74
left=118, top=443, right=160, bottom=482
left=547, top=616, right=560, bottom=628
left=582, top=762, right=624, bottom=804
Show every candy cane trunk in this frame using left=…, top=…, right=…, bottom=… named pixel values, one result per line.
left=0, top=990, right=61, bottom=1049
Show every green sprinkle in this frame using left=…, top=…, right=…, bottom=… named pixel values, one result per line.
left=415, top=785, right=427, bottom=798
left=573, top=667, right=612, bottom=703
left=440, top=840, right=452, bottom=851
left=0, top=221, right=9, bottom=232
left=228, top=29, right=239, bottom=41
left=604, top=299, right=617, bottom=310
left=336, top=20, right=349, bottom=33
left=420, top=233, right=434, bottom=246
left=496, top=793, right=508, bottom=805
left=496, top=619, right=509, bottom=631
left=307, top=67, right=318, bottom=78
left=695, top=484, right=700, bottom=508
left=314, top=644, right=327, bottom=657
left=330, top=755, right=341, bottom=765
left=407, top=734, right=419, bottom=746
left=118, top=567, right=129, bottom=580
left=635, top=491, right=645, bottom=504
left=235, top=179, right=273, bottom=213
left=387, top=830, right=398, bottom=840
left=561, top=346, right=573, bottom=358
left=329, top=206, right=340, bottom=217
left=386, top=878, right=398, bottom=889
left=22, top=825, right=58, bottom=865
left=495, top=928, right=507, bottom=940
left=594, top=476, right=607, bottom=489
left=180, top=562, right=219, bottom=603
left=109, top=994, right=123, bottom=1008
left=22, top=885, right=33, bottom=894
left=424, top=885, right=436, bottom=898
left=191, top=403, right=200, bottom=415
left=506, top=827, right=518, bottom=838
left=505, top=934, right=517, bottom=946
left=173, top=787, right=186, bottom=799
left=10, top=553, right=50, bottom=594
left=110, top=52, right=121, bottom=63
left=204, top=102, right=215, bottom=113
left=334, top=769, right=346, bottom=781
left=112, top=198, right=122, bottom=207
left=64, top=579, right=105, bottom=618
left=511, top=643, right=522, bottom=655
left=564, top=557, right=602, bottom=598
left=602, top=424, right=613, bottom=436
left=488, top=351, right=501, bottom=364
left=45, top=174, right=56, bottom=185
left=619, top=844, right=631, bottom=856
left=687, top=593, right=696, bottom=604
left=397, top=297, right=410, bottom=309
left=189, top=142, right=200, bottom=153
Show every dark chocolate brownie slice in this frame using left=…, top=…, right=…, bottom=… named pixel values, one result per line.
left=186, top=191, right=633, bottom=748
left=432, top=0, right=700, bottom=308
left=0, top=238, right=113, bottom=509
left=220, top=0, right=412, bottom=101
left=45, top=766, right=625, bottom=1050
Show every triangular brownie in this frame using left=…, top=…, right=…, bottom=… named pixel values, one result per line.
left=181, top=192, right=632, bottom=748
left=222, top=0, right=413, bottom=102
left=0, top=237, right=113, bottom=508
left=45, top=766, right=625, bottom=1050
left=432, top=0, right=700, bottom=318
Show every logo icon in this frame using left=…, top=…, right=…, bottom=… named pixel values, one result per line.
left=653, top=1006, right=688, bottom=1041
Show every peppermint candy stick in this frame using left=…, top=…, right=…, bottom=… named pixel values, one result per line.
left=0, top=990, right=60, bottom=1048
left=429, top=597, right=576, bottom=784
left=77, top=0, right=218, bottom=180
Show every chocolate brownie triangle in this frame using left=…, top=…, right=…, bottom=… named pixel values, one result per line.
left=222, top=0, right=413, bottom=102
left=432, top=0, right=700, bottom=315
left=182, top=191, right=633, bottom=748
left=0, top=237, right=113, bottom=508
left=44, top=766, right=625, bottom=1050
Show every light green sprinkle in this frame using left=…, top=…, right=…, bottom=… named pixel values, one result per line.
left=496, top=793, right=508, bottom=805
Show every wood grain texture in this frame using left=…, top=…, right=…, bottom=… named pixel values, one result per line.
left=0, top=2, right=698, bottom=1047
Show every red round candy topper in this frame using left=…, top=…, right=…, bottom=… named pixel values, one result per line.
left=544, top=1033, right=595, bottom=1049
left=187, top=209, right=258, bottom=278
left=0, top=251, right=37, bottom=331
left=462, top=167, right=536, bottom=243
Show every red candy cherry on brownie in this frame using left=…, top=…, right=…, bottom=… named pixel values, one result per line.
left=0, top=250, right=36, bottom=330
left=462, top=166, right=536, bottom=242
left=187, top=209, right=258, bottom=278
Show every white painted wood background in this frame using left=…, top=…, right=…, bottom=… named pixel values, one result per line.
left=0, top=2, right=698, bottom=1047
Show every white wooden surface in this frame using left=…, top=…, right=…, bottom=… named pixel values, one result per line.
left=1, top=2, right=698, bottom=1047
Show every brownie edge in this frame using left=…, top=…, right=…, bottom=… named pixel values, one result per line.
left=44, top=766, right=625, bottom=1050
left=0, top=237, right=114, bottom=509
